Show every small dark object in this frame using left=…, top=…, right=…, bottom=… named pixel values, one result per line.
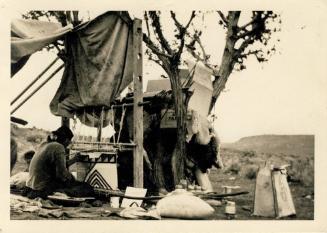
left=187, top=136, right=219, bottom=173
left=60, top=181, right=95, bottom=197
left=91, top=200, right=103, bottom=207
left=24, top=150, right=35, bottom=160
left=11, top=116, right=28, bottom=125
left=129, top=201, right=139, bottom=207
left=287, top=174, right=301, bottom=183
left=228, top=163, right=241, bottom=175
left=21, top=186, right=50, bottom=199
left=226, top=214, right=236, bottom=220
left=47, top=195, right=95, bottom=207
left=40, top=199, right=62, bottom=209
left=245, top=166, right=257, bottom=180
left=242, top=206, right=252, bottom=212
left=79, top=202, right=92, bottom=208
left=10, top=139, right=17, bottom=172
left=10, top=186, right=24, bottom=195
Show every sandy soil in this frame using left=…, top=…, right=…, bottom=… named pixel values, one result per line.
left=11, top=167, right=314, bottom=220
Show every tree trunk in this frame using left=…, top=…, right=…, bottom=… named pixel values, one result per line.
left=153, top=135, right=167, bottom=189
left=169, top=68, right=187, bottom=186
left=210, top=11, right=240, bottom=112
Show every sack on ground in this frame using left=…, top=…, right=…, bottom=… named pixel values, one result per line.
left=156, top=192, right=214, bottom=219
left=10, top=172, right=29, bottom=189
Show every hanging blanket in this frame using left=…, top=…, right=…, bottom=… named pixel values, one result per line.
left=50, top=12, right=134, bottom=127
left=11, top=18, right=73, bottom=76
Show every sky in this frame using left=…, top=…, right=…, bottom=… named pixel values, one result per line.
left=9, top=7, right=327, bottom=142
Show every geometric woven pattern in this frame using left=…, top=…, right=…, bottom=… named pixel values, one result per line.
left=86, top=169, right=113, bottom=190
left=84, top=162, right=118, bottom=190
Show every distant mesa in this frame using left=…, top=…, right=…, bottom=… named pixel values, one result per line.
left=222, top=135, right=314, bottom=157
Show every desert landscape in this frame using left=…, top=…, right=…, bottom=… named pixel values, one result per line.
left=11, top=124, right=314, bottom=220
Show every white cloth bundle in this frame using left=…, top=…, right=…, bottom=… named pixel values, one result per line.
left=156, top=190, right=214, bottom=219
left=10, top=172, right=29, bottom=189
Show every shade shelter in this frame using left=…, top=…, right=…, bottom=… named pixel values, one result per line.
left=10, top=11, right=144, bottom=188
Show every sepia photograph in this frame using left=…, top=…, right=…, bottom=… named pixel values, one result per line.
left=1, top=1, right=327, bottom=232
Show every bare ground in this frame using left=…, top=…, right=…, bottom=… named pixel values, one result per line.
left=11, top=127, right=314, bottom=220
left=11, top=166, right=314, bottom=220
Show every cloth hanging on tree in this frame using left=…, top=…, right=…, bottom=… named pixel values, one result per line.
left=50, top=12, right=134, bottom=127
left=11, top=18, right=73, bottom=77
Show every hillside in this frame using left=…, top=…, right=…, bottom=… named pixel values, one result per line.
left=223, top=135, right=314, bottom=157
left=11, top=124, right=49, bottom=150
left=11, top=124, right=49, bottom=174
left=12, top=125, right=314, bottom=159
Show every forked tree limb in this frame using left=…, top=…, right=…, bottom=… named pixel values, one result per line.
left=148, top=11, right=173, bottom=55
left=143, top=34, right=172, bottom=59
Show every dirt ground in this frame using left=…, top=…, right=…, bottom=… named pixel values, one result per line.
left=208, top=170, right=314, bottom=220
left=11, top=125, right=314, bottom=220
left=10, top=165, right=314, bottom=220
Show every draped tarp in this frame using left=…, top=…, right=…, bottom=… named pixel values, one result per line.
left=50, top=12, right=134, bottom=127
left=11, top=19, right=73, bottom=76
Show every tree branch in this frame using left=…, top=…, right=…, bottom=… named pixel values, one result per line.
left=186, top=30, right=219, bottom=75
left=144, top=12, right=151, bottom=39
left=237, top=11, right=272, bottom=40
left=236, top=27, right=257, bottom=40
left=240, top=49, right=262, bottom=58
left=195, top=33, right=209, bottom=62
left=148, top=11, right=173, bottom=55
left=170, top=11, right=196, bottom=58
left=185, top=11, right=196, bottom=30
left=170, top=11, right=183, bottom=31
left=245, top=49, right=267, bottom=62
left=169, top=11, right=195, bottom=39
left=186, top=47, right=219, bottom=76
left=234, top=36, right=255, bottom=59
left=143, top=33, right=172, bottom=59
left=217, top=11, right=228, bottom=26
left=239, top=18, right=257, bottom=30
left=147, top=52, right=163, bottom=67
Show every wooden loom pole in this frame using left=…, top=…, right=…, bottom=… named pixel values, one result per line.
left=11, top=57, right=60, bottom=106
left=132, top=18, right=143, bottom=188
left=61, top=14, right=71, bottom=130
left=11, top=64, right=64, bottom=115
left=97, top=107, right=104, bottom=142
left=61, top=117, right=70, bottom=128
